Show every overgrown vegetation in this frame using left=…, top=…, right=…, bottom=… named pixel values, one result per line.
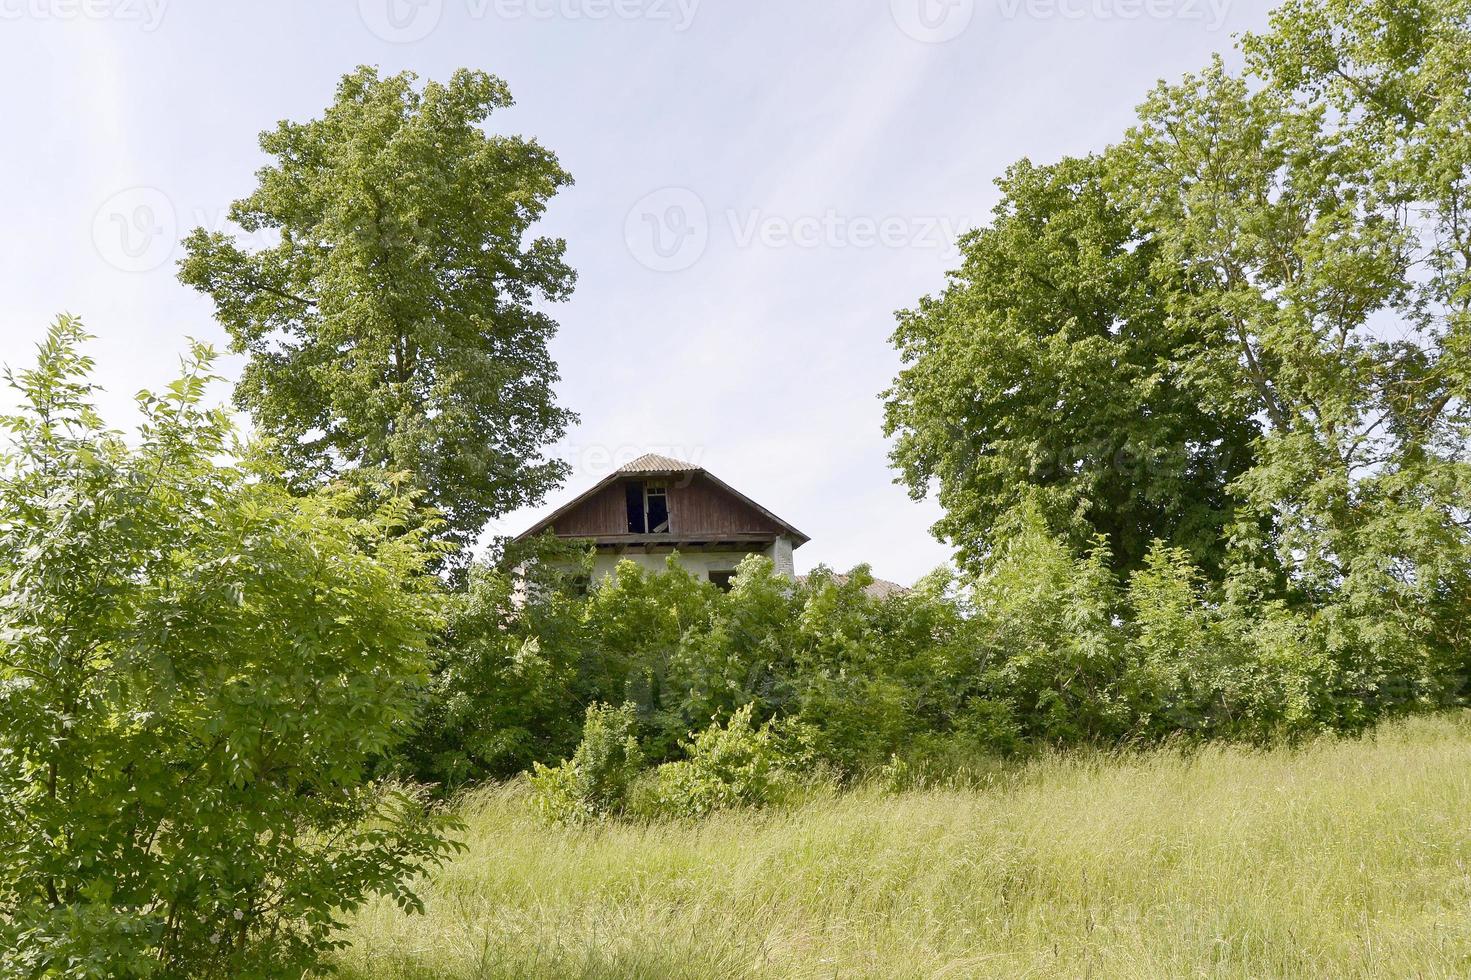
left=398, top=519, right=1467, bottom=821
left=7, top=1, right=1471, bottom=974
left=0, top=320, right=457, bottom=977
left=339, top=713, right=1471, bottom=979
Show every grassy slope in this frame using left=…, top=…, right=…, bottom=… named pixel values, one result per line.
left=337, top=713, right=1471, bottom=979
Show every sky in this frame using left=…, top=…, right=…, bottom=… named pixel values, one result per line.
left=0, top=0, right=1278, bottom=584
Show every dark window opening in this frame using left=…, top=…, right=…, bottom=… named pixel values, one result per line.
left=646, top=484, right=669, bottom=533
left=626, top=480, right=670, bottom=534
left=626, top=482, right=646, bottom=533
left=709, top=570, right=736, bottom=592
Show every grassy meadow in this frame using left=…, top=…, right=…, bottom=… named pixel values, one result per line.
left=336, top=713, right=1471, bottom=979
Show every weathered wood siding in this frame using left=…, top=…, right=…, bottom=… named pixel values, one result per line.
left=668, top=476, right=781, bottom=535
left=549, top=475, right=780, bottom=538
left=549, top=482, right=626, bottom=536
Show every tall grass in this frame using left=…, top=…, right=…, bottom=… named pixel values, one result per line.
left=337, top=713, right=1471, bottom=978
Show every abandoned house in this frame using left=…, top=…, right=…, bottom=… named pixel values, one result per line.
left=513, top=453, right=809, bottom=590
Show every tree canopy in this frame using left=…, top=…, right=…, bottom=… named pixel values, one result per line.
left=179, top=67, right=577, bottom=563
left=886, top=0, right=1471, bottom=617
left=884, top=154, right=1259, bottom=576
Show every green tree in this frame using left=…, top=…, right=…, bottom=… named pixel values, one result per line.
left=1115, top=7, right=1471, bottom=693
left=884, top=155, right=1258, bottom=576
left=886, top=0, right=1471, bottom=705
left=0, top=318, right=456, bottom=978
left=179, top=66, right=577, bottom=563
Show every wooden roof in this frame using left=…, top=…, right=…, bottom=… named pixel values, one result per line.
left=514, top=454, right=810, bottom=546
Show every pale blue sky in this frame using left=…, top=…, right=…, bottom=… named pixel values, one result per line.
left=0, top=0, right=1275, bottom=582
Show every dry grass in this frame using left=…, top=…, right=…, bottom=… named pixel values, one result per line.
left=335, top=712, right=1471, bottom=978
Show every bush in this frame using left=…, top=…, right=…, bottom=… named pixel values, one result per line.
left=969, top=505, right=1128, bottom=744
left=420, top=501, right=1466, bottom=811
left=398, top=544, right=591, bottom=788
left=529, top=702, right=645, bottom=823
left=0, top=320, right=457, bottom=979
left=580, top=557, right=723, bottom=759
left=634, top=705, right=791, bottom=819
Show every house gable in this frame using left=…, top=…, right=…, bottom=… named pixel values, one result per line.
left=546, top=473, right=786, bottom=539
left=514, top=454, right=808, bottom=548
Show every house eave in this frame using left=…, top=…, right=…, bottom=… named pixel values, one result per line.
left=512, top=466, right=810, bottom=547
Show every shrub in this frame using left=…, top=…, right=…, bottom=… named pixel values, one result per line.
left=635, top=705, right=791, bottom=819
left=0, top=320, right=457, bottom=979
left=398, top=545, right=590, bottom=788
left=529, top=702, right=645, bottom=823
left=421, top=496, right=1467, bottom=806
left=968, top=506, right=1129, bottom=744
left=580, top=558, right=721, bottom=758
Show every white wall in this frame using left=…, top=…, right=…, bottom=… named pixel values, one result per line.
left=769, top=536, right=796, bottom=578
left=514, top=540, right=800, bottom=600
left=589, top=549, right=759, bottom=584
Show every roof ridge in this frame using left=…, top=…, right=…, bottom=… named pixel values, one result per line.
left=513, top=451, right=810, bottom=546
left=617, top=452, right=703, bottom=473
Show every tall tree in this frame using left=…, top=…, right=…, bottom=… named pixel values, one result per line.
left=886, top=0, right=1471, bottom=687
left=884, top=155, right=1259, bottom=576
left=180, top=67, right=577, bottom=561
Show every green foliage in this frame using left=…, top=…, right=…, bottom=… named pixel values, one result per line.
left=881, top=0, right=1471, bottom=749
left=883, top=155, right=1257, bottom=577
left=399, top=538, right=592, bottom=788
left=413, top=488, right=1467, bottom=805
left=408, top=554, right=1037, bottom=792
left=179, top=66, right=577, bottom=564
left=580, top=558, right=724, bottom=757
left=968, top=504, right=1128, bottom=744
left=419, top=526, right=1462, bottom=803
left=0, top=319, right=458, bottom=978
left=633, top=705, right=792, bottom=820
left=528, top=703, right=645, bottom=824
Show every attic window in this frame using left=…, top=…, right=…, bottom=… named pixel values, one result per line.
left=625, top=481, right=670, bottom=534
